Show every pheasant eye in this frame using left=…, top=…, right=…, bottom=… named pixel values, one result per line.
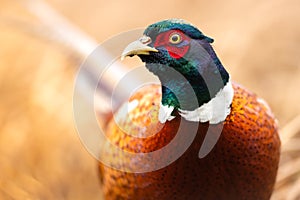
left=169, top=33, right=182, bottom=44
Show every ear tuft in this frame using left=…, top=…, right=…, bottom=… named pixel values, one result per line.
left=204, top=36, right=214, bottom=43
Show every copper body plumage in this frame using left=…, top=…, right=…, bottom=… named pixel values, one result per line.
left=99, top=83, right=280, bottom=200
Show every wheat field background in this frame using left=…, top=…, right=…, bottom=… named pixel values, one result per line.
left=0, top=0, right=300, bottom=199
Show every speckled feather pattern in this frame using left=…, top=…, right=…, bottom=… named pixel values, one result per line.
left=99, top=82, right=280, bottom=200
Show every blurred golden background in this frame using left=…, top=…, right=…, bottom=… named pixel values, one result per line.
left=1, top=0, right=300, bottom=199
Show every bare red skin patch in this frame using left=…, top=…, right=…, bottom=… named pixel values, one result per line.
left=154, top=30, right=191, bottom=59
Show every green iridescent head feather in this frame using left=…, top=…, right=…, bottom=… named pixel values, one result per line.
left=132, top=19, right=229, bottom=110
left=144, top=19, right=214, bottom=43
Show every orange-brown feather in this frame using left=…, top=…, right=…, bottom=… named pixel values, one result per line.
left=99, top=82, right=280, bottom=200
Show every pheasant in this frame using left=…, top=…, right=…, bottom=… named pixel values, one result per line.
left=98, top=19, right=280, bottom=200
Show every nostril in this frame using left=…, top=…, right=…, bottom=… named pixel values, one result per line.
left=139, top=35, right=152, bottom=44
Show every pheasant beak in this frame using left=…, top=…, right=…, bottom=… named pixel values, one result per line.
left=121, top=35, right=158, bottom=60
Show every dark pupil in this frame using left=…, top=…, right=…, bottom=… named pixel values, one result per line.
left=172, top=35, right=179, bottom=42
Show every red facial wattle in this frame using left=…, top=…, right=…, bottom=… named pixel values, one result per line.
left=153, top=30, right=191, bottom=59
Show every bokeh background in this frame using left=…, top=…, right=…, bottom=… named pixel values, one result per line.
left=1, top=0, right=300, bottom=199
